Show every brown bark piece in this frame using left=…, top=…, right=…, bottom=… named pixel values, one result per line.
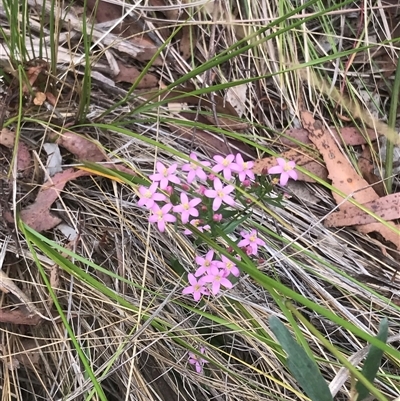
left=300, top=109, right=400, bottom=249
left=325, top=193, right=400, bottom=227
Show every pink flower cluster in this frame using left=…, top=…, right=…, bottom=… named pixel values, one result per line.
left=137, top=153, right=256, bottom=232
left=136, top=153, right=296, bottom=302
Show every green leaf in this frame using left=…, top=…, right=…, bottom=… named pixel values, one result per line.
left=355, top=318, right=388, bottom=401
left=269, top=316, right=333, bottom=401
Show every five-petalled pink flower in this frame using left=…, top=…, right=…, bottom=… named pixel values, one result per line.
left=149, top=161, right=181, bottom=189
left=267, top=158, right=297, bottom=186
left=148, top=203, right=176, bottom=232
left=173, top=193, right=202, bottom=224
left=181, top=152, right=211, bottom=184
left=201, top=266, right=233, bottom=295
left=137, top=182, right=166, bottom=209
left=188, top=347, right=208, bottom=373
left=204, top=178, right=235, bottom=211
left=238, top=229, right=265, bottom=255
left=233, top=153, right=255, bottom=182
left=182, top=273, right=209, bottom=301
left=212, top=154, right=238, bottom=180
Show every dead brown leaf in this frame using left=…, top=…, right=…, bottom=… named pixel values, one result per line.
left=115, top=62, right=159, bottom=88
left=300, top=107, right=400, bottom=249
left=20, top=168, right=87, bottom=232
left=86, top=0, right=163, bottom=64
left=279, top=127, right=379, bottom=147
left=56, top=132, right=106, bottom=162
left=325, top=193, right=400, bottom=227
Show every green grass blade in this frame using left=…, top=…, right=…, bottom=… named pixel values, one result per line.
left=356, top=318, right=389, bottom=401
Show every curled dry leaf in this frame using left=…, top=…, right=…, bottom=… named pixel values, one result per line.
left=115, top=61, right=159, bottom=89
left=325, top=193, right=400, bottom=227
left=56, top=132, right=106, bottom=162
left=20, top=168, right=88, bottom=232
left=300, top=108, right=400, bottom=250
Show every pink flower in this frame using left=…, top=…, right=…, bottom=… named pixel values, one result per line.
left=204, top=178, right=235, bottom=211
left=149, top=162, right=181, bottom=190
left=182, top=274, right=209, bottom=301
left=212, top=154, right=238, bottom=180
left=238, top=229, right=265, bottom=255
left=137, top=182, right=167, bottom=209
left=201, top=266, right=233, bottom=295
left=195, top=250, right=218, bottom=277
left=183, top=219, right=210, bottom=235
left=217, top=255, right=240, bottom=277
left=173, top=193, right=202, bottom=224
left=267, top=158, right=297, bottom=186
left=232, top=153, right=255, bottom=182
left=188, top=347, right=208, bottom=373
left=148, top=203, right=176, bottom=232
left=181, top=153, right=211, bottom=184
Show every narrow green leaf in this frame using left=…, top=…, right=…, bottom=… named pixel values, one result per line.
left=269, top=316, right=333, bottom=401
left=355, top=318, right=389, bottom=401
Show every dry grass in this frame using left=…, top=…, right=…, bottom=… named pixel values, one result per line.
left=0, top=1, right=400, bottom=400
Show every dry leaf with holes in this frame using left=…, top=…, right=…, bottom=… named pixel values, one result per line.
left=325, top=193, right=400, bottom=227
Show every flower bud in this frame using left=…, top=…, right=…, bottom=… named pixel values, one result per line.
left=213, top=213, right=222, bottom=222
left=165, top=186, right=173, bottom=196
